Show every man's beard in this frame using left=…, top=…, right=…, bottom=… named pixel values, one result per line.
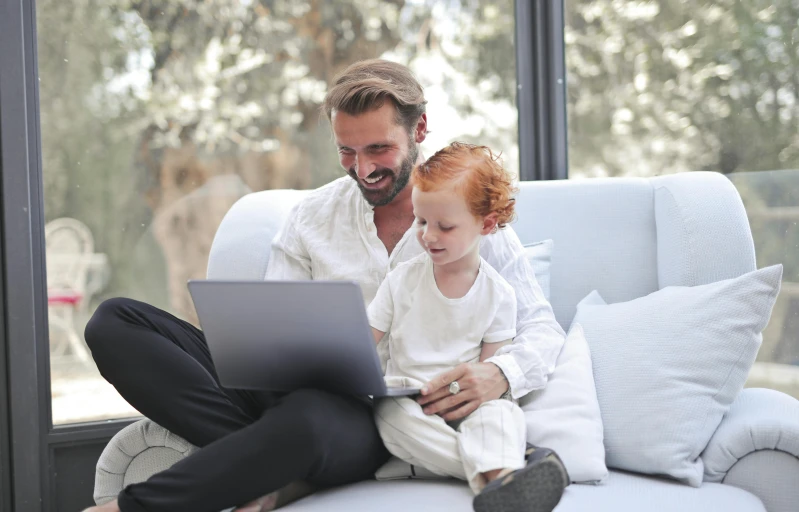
left=349, top=143, right=418, bottom=207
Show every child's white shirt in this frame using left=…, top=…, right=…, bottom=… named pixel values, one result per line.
left=367, top=252, right=517, bottom=384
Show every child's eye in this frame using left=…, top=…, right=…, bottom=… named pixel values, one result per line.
left=440, top=226, right=454, bottom=232
left=416, top=219, right=426, bottom=226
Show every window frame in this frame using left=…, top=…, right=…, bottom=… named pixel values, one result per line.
left=0, top=0, right=567, bottom=509
left=515, top=0, right=568, bottom=181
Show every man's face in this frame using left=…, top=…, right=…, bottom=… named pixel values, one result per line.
left=332, top=103, right=419, bottom=207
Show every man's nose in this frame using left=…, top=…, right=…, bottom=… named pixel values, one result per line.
left=355, top=155, right=375, bottom=179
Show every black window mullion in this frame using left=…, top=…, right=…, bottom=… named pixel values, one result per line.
left=515, top=0, right=568, bottom=181
left=0, top=0, right=51, bottom=509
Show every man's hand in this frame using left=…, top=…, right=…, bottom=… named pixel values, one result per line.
left=416, top=362, right=509, bottom=421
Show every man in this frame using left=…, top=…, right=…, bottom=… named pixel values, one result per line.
left=84, top=59, right=567, bottom=512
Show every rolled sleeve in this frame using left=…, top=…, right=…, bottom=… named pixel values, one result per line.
left=485, top=353, right=526, bottom=397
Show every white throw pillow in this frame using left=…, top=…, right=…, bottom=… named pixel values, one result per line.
left=523, top=239, right=553, bottom=301
left=572, top=265, right=783, bottom=487
left=520, top=323, right=608, bottom=483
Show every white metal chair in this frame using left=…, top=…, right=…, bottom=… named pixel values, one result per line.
left=45, top=217, right=109, bottom=364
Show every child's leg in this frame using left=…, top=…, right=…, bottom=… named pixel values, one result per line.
left=456, top=399, right=526, bottom=493
left=374, top=396, right=467, bottom=480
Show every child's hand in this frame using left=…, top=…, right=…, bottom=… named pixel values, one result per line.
left=416, top=362, right=509, bottom=421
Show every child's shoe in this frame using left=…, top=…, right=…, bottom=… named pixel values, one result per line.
left=472, top=445, right=569, bottom=512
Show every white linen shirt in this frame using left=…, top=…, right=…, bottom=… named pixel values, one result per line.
left=367, top=253, right=517, bottom=384
left=265, top=177, right=566, bottom=398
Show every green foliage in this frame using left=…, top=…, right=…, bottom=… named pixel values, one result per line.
left=37, top=0, right=798, bottom=304
left=565, top=0, right=799, bottom=178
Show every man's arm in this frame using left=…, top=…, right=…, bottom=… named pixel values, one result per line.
left=265, top=204, right=312, bottom=281
left=480, top=339, right=512, bottom=362
left=371, top=328, right=385, bottom=344
left=482, top=227, right=566, bottom=399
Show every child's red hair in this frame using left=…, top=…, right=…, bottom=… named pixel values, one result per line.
left=411, top=142, right=517, bottom=230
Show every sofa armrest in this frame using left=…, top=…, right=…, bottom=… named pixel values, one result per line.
left=702, top=388, right=799, bottom=512
left=94, top=419, right=198, bottom=505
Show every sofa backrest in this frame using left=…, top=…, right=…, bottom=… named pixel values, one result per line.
left=208, top=172, right=756, bottom=329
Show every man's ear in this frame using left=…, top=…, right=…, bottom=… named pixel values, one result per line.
left=414, top=114, right=428, bottom=144
left=481, top=213, right=499, bottom=235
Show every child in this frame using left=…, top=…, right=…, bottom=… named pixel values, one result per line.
left=368, top=142, right=569, bottom=512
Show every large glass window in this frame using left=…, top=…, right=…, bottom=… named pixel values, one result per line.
left=565, top=1, right=799, bottom=398
left=38, top=0, right=518, bottom=425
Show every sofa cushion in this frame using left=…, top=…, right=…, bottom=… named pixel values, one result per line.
left=512, top=178, right=659, bottom=328
left=520, top=323, right=608, bottom=483
left=282, top=471, right=764, bottom=512
left=207, top=189, right=309, bottom=280
left=652, top=172, right=756, bottom=288
left=571, top=265, right=783, bottom=486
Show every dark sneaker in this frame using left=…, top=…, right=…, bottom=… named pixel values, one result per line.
left=472, top=446, right=570, bottom=512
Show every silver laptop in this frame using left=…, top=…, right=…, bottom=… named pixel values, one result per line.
left=187, top=280, right=420, bottom=397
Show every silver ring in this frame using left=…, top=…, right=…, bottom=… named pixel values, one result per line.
left=448, top=381, right=461, bottom=395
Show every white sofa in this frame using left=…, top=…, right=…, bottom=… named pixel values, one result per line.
left=95, top=172, right=799, bottom=511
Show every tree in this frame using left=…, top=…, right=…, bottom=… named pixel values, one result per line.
left=38, top=0, right=519, bottom=323
left=565, top=0, right=799, bottom=178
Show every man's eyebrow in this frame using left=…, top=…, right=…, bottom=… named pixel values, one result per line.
left=366, top=142, right=394, bottom=149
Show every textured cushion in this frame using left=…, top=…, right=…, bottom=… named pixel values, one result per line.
left=571, top=265, right=783, bottom=486
left=520, top=324, right=608, bottom=483
left=94, top=420, right=198, bottom=505
left=512, top=178, right=659, bottom=329
left=724, top=450, right=799, bottom=512
left=523, top=239, right=553, bottom=301
left=207, top=189, right=308, bottom=280
left=652, top=172, right=756, bottom=288
left=701, top=386, right=799, bottom=512
left=283, top=471, right=764, bottom=512
left=702, top=387, right=799, bottom=483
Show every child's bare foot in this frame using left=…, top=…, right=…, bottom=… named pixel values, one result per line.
left=81, top=499, right=120, bottom=512
left=483, top=468, right=514, bottom=483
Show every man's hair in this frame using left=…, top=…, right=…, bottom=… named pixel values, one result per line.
left=323, top=59, right=427, bottom=133
left=412, top=142, right=517, bottom=230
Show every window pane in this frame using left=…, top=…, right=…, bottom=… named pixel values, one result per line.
left=38, top=0, right=518, bottom=425
left=565, top=1, right=799, bottom=398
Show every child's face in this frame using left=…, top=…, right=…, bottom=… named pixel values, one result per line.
left=411, top=183, right=496, bottom=267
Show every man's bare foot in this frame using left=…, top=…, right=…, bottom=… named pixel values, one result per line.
left=82, top=499, right=120, bottom=512
left=234, top=480, right=316, bottom=511
left=234, top=493, right=278, bottom=512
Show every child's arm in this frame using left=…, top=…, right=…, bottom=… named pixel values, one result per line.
left=480, top=339, right=512, bottom=362
left=480, top=283, right=517, bottom=362
left=367, top=275, right=394, bottom=346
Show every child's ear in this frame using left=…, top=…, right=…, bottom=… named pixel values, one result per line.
left=481, top=213, right=499, bottom=235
